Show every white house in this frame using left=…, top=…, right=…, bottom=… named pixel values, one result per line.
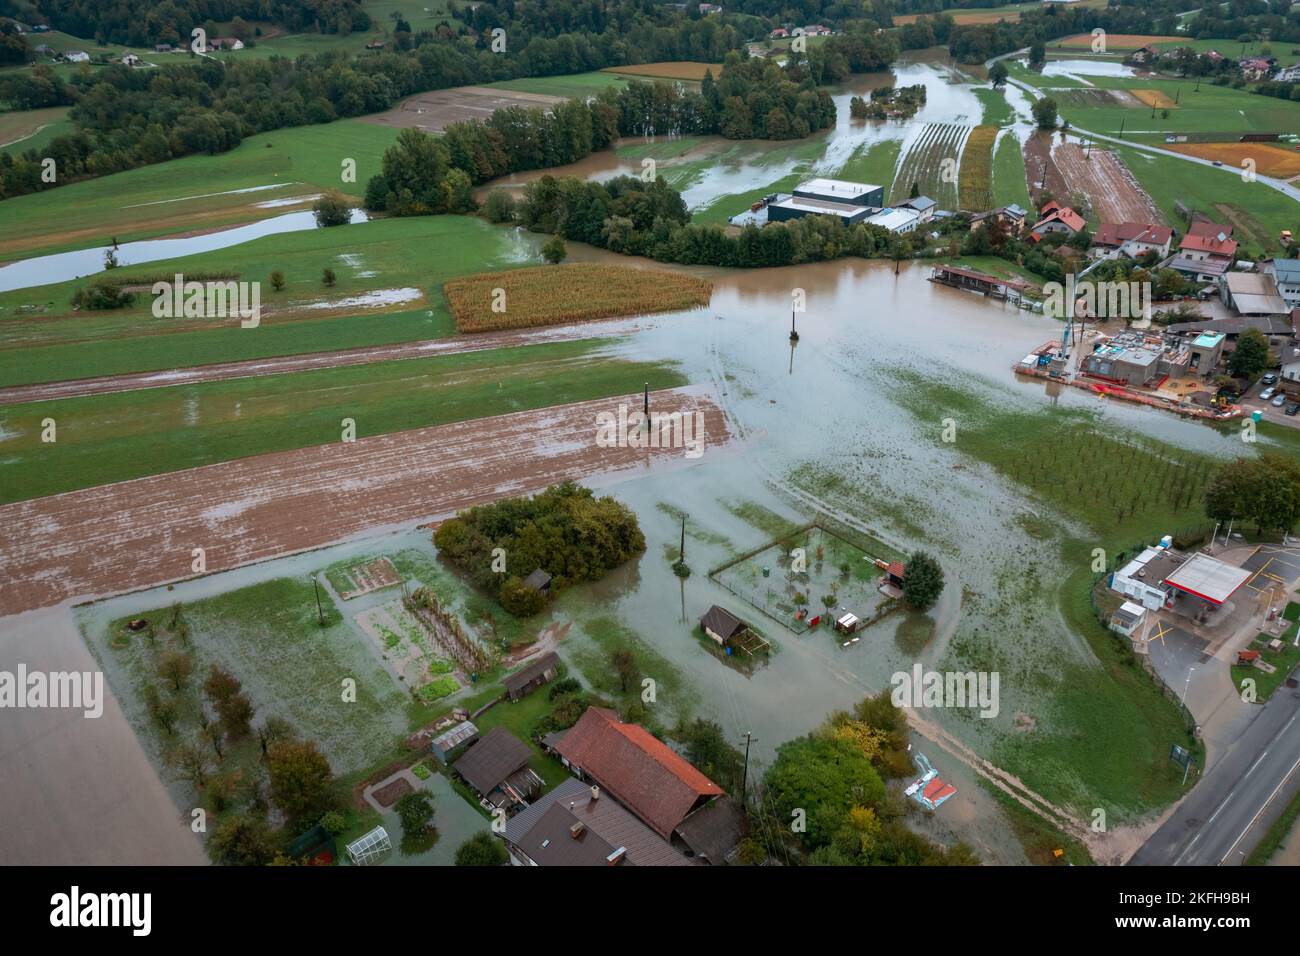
left=64, top=50, right=91, bottom=63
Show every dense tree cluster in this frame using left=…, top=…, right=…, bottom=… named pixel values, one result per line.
left=6, top=0, right=369, bottom=47
left=517, top=171, right=902, bottom=269
left=0, top=16, right=30, bottom=64
left=1205, top=453, right=1300, bottom=535
left=433, top=482, right=646, bottom=618
left=760, top=691, right=979, bottom=865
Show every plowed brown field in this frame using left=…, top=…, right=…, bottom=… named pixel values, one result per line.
left=0, top=387, right=730, bottom=615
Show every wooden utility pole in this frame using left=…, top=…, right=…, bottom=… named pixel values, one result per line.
left=740, top=731, right=757, bottom=805
left=312, top=576, right=325, bottom=626
left=679, top=513, right=687, bottom=562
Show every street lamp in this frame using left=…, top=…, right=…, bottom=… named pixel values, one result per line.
left=1180, top=666, right=1195, bottom=707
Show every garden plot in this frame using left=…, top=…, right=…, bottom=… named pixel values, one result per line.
left=1023, top=132, right=1160, bottom=223
left=1056, top=89, right=1144, bottom=109
left=711, top=523, right=899, bottom=636
left=892, top=123, right=972, bottom=210
left=355, top=599, right=460, bottom=704
left=328, top=557, right=402, bottom=600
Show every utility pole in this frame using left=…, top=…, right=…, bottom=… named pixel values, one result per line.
left=679, top=513, right=687, bottom=563
left=312, top=576, right=325, bottom=626
left=643, top=381, right=649, bottom=431
left=740, top=731, right=757, bottom=805
left=1117, top=118, right=1125, bottom=141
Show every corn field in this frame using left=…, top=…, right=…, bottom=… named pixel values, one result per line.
left=958, top=125, right=999, bottom=212
left=444, top=263, right=713, bottom=333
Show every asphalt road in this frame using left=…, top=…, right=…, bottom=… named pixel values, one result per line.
left=1130, top=675, right=1300, bottom=865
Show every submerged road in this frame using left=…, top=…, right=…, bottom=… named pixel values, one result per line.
left=1130, top=674, right=1300, bottom=866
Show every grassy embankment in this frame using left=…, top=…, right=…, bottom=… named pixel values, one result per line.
left=0, top=215, right=526, bottom=388
left=0, top=338, right=687, bottom=503
left=444, top=263, right=712, bottom=332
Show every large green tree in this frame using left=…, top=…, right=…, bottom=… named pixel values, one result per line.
left=266, top=740, right=336, bottom=823
left=902, top=552, right=945, bottom=611
left=1227, top=327, right=1272, bottom=379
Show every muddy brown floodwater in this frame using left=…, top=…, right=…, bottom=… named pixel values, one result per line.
left=0, top=387, right=731, bottom=616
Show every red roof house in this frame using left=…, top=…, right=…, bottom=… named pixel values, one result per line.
left=1179, top=229, right=1237, bottom=260
left=1030, top=203, right=1086, bottom=237
left=1092, top=222, right=1174, bottom=257
left=553, top=707, right=724, bottom=840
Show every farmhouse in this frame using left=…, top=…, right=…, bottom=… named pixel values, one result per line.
left=969, top=203, right=1028, bottom=234
left=452, top=726, right=543, bottom=812
left=502, top=651, right=560, bottom=702
left=770, top=27, right=789, bottom=38
left=210, top=37, right=244, bottom=51
left=120, top=52, right=140, bottom=67
left=1091, top=222, right=1173, bottom=259
left=499, top=777, right=694, bottom=866
left=549, top=707, right=739, bottom=861
left=1029, top=202, right=1085, bottom=239
left=64, top=50, right=90, bottom=63
left=1240, top=56, right=1275, bottom=80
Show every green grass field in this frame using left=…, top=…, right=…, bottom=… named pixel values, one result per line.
left=0, top=120, right=401, bottom=260
left=0, top=106, right=72, bottom=155
left=485, top=71, right=629, bottom=98
left=0, top=338, right=685, bottom=502
left=1057, top=75, right=1300, bottom=144
left=991, top=130, right=1031, bottom=211
left=1113, top=143, right=1300, bottom=252
left=974, top=86, right=1015, bottom=127
left=836, top=139, right=904, bottom=203
left=1146, top=38, right=1300, bottom=67
left=0, top=216, right=526, bottom=387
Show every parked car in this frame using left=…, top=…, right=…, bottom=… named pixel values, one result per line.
left=1262, top=372, right=1279, bottom=386
left=1260, top=386, right=1276, bottom=400
left=1212, top=160, right=1224, bottom=167
left=1272, top=393, right=1288, bottom=407
left=1285, top=402, right=1300, bottom=416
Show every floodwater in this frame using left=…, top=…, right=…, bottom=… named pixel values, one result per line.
left=0, top=208, right=368, bottom=293
left=1038, top=59, right=1137, bottom=83
left=481, top=54, right=985, bottom=218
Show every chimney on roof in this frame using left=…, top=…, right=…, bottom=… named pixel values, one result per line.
left=590, top=785, right=600, bottom=801
left=569, top=821, right=586, bottom=839
left=606, top=846, right=627, bottom=865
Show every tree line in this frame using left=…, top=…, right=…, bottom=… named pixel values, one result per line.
left=0, top=3, right=899, bottom=200
left=7, top=0, right=367, bottom=47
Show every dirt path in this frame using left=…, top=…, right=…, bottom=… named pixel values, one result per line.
left=0, top=387, right=729, bottom=616
left=0, top=315, right=668, bottom=406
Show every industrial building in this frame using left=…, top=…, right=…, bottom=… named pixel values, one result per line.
left=765, top=177, right=884, bottom=225
left=1080, top=329, right=1222, bottom=386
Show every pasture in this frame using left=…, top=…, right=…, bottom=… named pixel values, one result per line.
left=0, top=121, right=401, bottom=260
left=0, top=216, right=522, bottom=388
